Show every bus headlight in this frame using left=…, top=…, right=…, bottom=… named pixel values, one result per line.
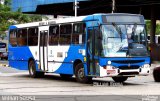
left=107, top=61, right=111, bottom=65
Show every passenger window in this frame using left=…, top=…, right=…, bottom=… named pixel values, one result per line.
left=72, top=23, right=86, bottom=44
left=17, top=29, right=27, bottom=46
left=9, top=29, right=17, bottom=46
left=49, top=26, right=59, bottom=45
left=28, top=28, right=38, bottom=46
left=59, top=24, right=72, bottom=45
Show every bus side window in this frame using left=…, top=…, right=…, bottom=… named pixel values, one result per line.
left=28, top=28, right=38, bottom=46
left=49, top=25, right=59, bottom=45
left=72, top=23, right=86, bottom=44
left=59, top=24, right=72, bottom=45
left=17, top=28, right=27, bottom=46
left=9, top=29, right=17, bottom=46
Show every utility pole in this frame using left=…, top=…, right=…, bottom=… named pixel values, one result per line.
left=112, top=0, right=116, bottom=13
left=74, top=0, right=78, bottom=17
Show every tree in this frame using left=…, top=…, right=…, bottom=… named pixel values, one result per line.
left=0, top=0, right=47, bottom=37
left=146, top=20, right=160, bottom=35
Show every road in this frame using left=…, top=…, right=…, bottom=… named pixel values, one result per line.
left=0, top=61, right=160, bottom=101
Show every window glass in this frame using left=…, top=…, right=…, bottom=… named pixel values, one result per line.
left=72, top=23, right=86, bottom=44
left=40, top=31, right=48, bottom=46
left=28, top=28, right=38, bottom=46
left=94, top=27, right=100, bottom=56
left=17, top=29, right=27, bottom=46
left=49, top=26, right=59, bottom=45
left=9, top=29, right=17, bottom=46
left=73, top=23, right=85, bottom=34
left=59, top=24, right=72, bottom=45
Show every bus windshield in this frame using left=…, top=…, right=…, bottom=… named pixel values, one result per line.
left=101, top=24, right=148, bottom=57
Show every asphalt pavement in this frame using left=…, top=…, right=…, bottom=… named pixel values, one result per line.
left=0, top=61, right=160, bottom=101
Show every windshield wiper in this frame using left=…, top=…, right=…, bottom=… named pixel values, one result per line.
left=112, top=22, right=122, bottom=42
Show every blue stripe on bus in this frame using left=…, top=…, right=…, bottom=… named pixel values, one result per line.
left=54, top=45, right=85, bottom=75
left=8, top=47, right=36, bottom=70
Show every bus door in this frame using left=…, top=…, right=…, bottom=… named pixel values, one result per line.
left=39, top=26, right=49, bottom=71
left=87, top=27, right=100, bottom=76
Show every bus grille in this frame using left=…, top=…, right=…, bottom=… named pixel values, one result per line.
left=112, top=60, right=144, bottom=64
left=119, top=72, right=139, bottom=75
left=118, top=66, right=140, bottom=70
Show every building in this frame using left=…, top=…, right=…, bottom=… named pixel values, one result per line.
left=11, top=0, right=160, bottom=36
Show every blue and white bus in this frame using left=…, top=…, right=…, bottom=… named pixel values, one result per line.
left=8, top=13, right=150, bottom=83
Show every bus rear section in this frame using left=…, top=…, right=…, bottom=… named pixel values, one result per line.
left=8, top=13, right=150, bottom=83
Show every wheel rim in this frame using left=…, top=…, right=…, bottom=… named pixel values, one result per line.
left=78, top=68, right=84, bottom=80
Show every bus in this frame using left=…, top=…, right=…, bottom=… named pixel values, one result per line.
left=0, top=42, right=8, bottom=60
left=148, top=35, right=160, bottom=44
left=8, top=13, right=150, bottom=83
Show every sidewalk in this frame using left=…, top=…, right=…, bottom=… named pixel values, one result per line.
left=0, top=65, right=28, bottom=76
left=151, top=61, right=160, bottom=69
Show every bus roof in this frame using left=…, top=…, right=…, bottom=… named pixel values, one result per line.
left=9, top=13, right=144, bottom=29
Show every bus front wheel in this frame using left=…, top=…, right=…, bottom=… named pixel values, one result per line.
left=75, top=63, right=92, bottom=83
left=112, top=77, right=128, bottom=82
left=28, top=60, right=44, bottom=78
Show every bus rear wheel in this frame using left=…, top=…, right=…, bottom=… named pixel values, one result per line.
left=28, top=60, right=44, bottom=78
left=112, top=77, right=128, bottom=82
left=75, top=63, right=92, bottom=83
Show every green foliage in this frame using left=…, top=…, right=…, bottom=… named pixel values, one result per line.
left=0, top=1, right=46, bottom=35
left=146, top=20, right=160, bottom=35
left=146, top=20, right=150, bottom=35
left=156, top=23, right=160, bottom=35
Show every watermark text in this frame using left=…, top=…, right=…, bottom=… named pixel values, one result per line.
left=1, top=95, right=35, bottom=101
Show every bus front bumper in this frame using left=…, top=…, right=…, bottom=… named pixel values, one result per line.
left=99, top=64, right=150, bottom=77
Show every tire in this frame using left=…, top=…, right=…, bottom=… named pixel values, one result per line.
left=28, top=60, right=44, bottom=78
left=75, top=63, right=92, bottom=83
left=153, top=67, right=160, bottom=82
left=60, top=74, right=73, bottom=79
left=112, top=77, right=128, bottom=82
